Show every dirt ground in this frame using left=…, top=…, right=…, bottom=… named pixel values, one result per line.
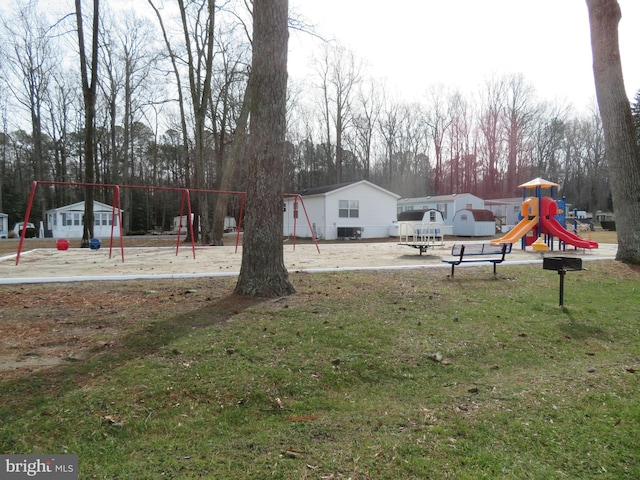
left=0, top=233, right=618, bottom=380
left=0, top=233, right=617, bottom=281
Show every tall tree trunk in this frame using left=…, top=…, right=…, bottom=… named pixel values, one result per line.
left=76, top=0, right=99, bottom=247
left=212, top=83, right=251, bottom=245
left=234, top=0, right=294, bottom=297
left=147, top=0, right=192, bottom=224
left=587, top=0, right=640, bottom=263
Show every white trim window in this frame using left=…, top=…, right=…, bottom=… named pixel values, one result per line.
left=339, top=200, right=359, bottom=218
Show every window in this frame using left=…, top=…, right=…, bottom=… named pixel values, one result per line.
left=429, top=211, right=437, bottom=222
left=73, top=213, right=81, bottom=226
left=93, top=213, right=117, bottom=226
left=437, top=203, right=447, bottom=219
left=339, top=200, right=359, bottom=218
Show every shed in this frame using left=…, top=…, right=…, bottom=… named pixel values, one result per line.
left=396, top=209, right=446, bottom=254
left=452, top=209, right=496, bottom=236
left=0, top=213, right=8, bottom=238
left=284, top=180, right=400, bottom=240
left=45, top=201, right=123, bottom=239
left=397, top=193, right=484, bottom=235
left=394, top=209, right=445, bottom=240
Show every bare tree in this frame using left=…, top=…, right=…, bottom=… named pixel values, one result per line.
left=530, top=103, right=569, bottom=181
left=46, top=71, right=78, bottom=206
left=235, top=0, right=294, bottom=297
left=3, top=2, right=58, bottom=226
left=477, top=77, right=506, bottom=197
left=314, top=43, right=361, bottom=184
left=75, top=0, right=100, bottom=246
left=587, top=0, right=640, bottom=263
left=100, top=10, right=159, bottom=230
left=504, top=74, right=538, bottom=194
left=178, top=0, right=216, bottom=243
left=147, top=0, right=190, bottom=182
left=424, top=84, right=453, bottom=195
left=350, top=79, right=382, bottom=181
left=377, top=96, right=400, bottom=189
left=210, top=26, right=250, bottom=245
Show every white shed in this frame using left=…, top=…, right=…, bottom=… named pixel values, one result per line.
left=452, top=209, right=496, bottom=237
left=284, top=180, right=401, bottom=240
left=45, top=201, right=123, bottom=239
left=396, top=209, right=446, bottom=254
left=0, top=213, right=8, bottom=238
left=397, top=193, right=484, bottom=235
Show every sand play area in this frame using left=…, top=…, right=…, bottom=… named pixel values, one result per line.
left=0, top=239, right=618, bottom=284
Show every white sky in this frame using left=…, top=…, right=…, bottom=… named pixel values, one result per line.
left=288, top=0, right=640, bottom=111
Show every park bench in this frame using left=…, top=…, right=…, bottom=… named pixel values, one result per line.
left=442, top=242, right=512, bottom=277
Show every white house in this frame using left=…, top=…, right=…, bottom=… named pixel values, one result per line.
left=284, top=180, right=401, bottom=240
left=0, top=213, right=8, bottom=238
left=45, top=201, right=123, bottom=239
left=452, top=209, right=496, bottom=236
left=397, top=193, right=484, bottom=235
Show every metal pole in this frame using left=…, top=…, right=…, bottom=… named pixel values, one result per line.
left=558, top=269, right=566, bottom=306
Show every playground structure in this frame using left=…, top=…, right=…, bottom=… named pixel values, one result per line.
left=492, top=178, right=598, bottom=251
left=396, top=209, right=445, bottom=255
left=13, top=181, right=319, bottom=265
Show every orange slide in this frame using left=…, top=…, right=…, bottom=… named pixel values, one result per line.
left=492, top=197, right=539, bottom=245
left=492, top=216, right=538, bottom=245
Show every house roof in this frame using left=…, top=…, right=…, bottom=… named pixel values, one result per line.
left=468, top=209, right=495, bottom=221
left=484, top=197, right=522, bottom=205
left=397, top=209, right=442, bottom=222
left=294, top=180, right=400, bottom=199
left=295, top=182, right=353, bottom=196
left=398, top=192, right=480, bottom=204
left=46, top=200, right=121, bottom=214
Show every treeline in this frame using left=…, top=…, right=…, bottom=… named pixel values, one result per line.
left=0, top=0, right=633, bottom=233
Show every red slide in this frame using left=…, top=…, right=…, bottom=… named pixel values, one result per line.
left=541, top=215, right=598, bottom=249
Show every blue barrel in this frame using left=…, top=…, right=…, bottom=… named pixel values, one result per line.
left=89, top=238, right=101, bottom=250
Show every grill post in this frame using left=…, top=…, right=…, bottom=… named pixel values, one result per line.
left=542, top=257, right=582, bottom=307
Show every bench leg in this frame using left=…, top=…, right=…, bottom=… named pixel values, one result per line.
left=451, top=264, right=455, bottom=277
left=493, top=262, right=497, bottom=275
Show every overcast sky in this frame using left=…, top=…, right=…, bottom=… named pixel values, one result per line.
left=288, top=0, right=640, bottom=111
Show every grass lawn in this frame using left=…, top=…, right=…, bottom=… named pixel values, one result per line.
left=0, top=259, right=638, bottom=479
